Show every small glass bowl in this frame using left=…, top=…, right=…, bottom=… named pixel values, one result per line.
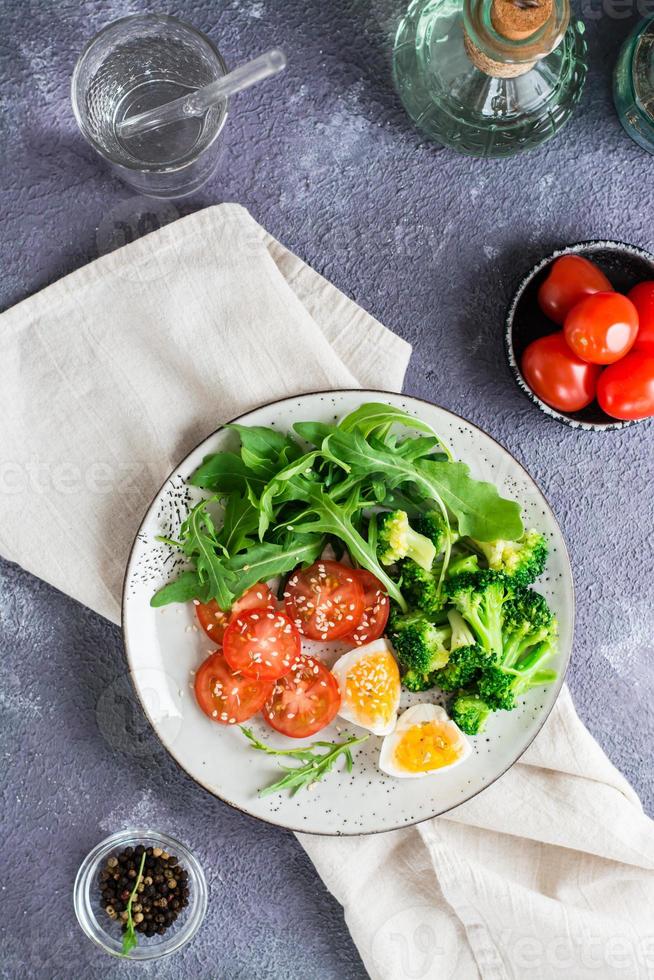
left=74, top=829, right=207, bottom=960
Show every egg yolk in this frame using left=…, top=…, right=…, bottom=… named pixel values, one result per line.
left=393, top=721, right=464, bottom=773
left=344, top=651, right=400, bottom=727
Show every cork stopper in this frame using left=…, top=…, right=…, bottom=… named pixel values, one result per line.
left=491, top=0, right=553, bottom=41
left=464, top=0, right=557, bottom=77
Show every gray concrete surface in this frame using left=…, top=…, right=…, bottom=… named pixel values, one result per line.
left=1, top=0, right=653, bottom=977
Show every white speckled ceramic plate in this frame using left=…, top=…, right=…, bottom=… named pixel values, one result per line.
left=122, top=390, right=574, bottom=836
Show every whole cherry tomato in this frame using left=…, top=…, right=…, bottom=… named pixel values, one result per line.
left=628, top=281, right=654, bottom=353
left=597, top=352, right=654, bottom=420
left=563, top=292, right=639, bottom=364
left=538, top=255, right=613, bottom=325
left=521, top=332, right=602, bottom=413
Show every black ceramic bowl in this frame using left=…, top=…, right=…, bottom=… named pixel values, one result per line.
left=505, top=240, right=654, bottom=430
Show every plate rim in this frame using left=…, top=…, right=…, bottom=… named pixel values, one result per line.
left=121, top=387, right=575, bottom=837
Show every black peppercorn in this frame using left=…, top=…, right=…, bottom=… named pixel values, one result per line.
left=98, top=843, right=191, bottom=946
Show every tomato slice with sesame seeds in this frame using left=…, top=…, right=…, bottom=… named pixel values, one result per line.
left=284, top=560, right=365, bottom=641
left=195, top=583, right=275, bottom=643
left=345, top=570, right=390, bottom=646
left=223, top=609, right=301, bottom=681
left=194, top=651, right=274, bottom=725
left=262, top=655, right=341, bottom=738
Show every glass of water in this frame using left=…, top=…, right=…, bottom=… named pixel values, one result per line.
left=72, top=14, right=229, bottom=198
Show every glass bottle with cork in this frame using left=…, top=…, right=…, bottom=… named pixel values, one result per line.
left=393, top=0, right=587, bottom=157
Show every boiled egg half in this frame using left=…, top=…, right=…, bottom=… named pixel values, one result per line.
left=331, top=638, right=401, bottom=736
left=379, top=704, right=471, bottom=778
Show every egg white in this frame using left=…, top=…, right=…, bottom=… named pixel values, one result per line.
left=331, top=638, right=401, bottom=736
left=379, top=703, right=471, bottom=778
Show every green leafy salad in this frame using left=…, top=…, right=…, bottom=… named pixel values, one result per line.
left=153, top=402, right=559, bottom=738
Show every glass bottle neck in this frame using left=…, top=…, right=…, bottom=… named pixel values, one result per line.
left=463, top=0, right=570, bottom=74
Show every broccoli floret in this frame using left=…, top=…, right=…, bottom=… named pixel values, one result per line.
left=446, top=553, right=479, bottom=577
left=377, top=511, right=436, bottom=570
left=477, top=665, right=518, bottom=711
left=478, top=634, right=558, bottom=711
left=445, top=570, right=510, bottom=657
left=474, top=587, right=557, bottom=710
left=399, top=552, right=479, bottom=620
left=448, top=587, right=558, bottom=721
left=433, top=647, right=484, bottom=692
left=402, top=669, right=437, bottom=693
left=477, top=613, right=557, bottom=711
left=431, top=611, right=492, bottom=692
left=412, top=510, right=456, bottom=556
left=400, top=560, right=443, bottom=618
left=502, top=588, right=557, bottom=668
left=448, top=609, right=476, bottom=650
left=451, top=693, right=492, bottom=735
left=470, top=529, right=548, bottom=586
left=388, top=611, right=451, bottom=688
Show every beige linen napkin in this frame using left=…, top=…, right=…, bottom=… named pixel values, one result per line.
left=2, top=204, right=653, bottom=979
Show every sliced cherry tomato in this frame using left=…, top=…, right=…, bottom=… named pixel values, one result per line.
left=346, top=570, right=390, bottom=646
left=564, top=292, right=639, bottom=365
left=194, top=650, right=273, bottom=724
left=262, top=655, right=341, bottom=738
left=628, top=281, right=654, bottom=353
left=223, top=609, right=301, bottom=681
left=597, top=352, right=654, bottom=420
left=195, top=583, right=275, bottom=643
left=521, top=332, right=602, bottom=413
left=284, top=560, right=365, bottom=641
left=538, top=255, right=612, bottom=325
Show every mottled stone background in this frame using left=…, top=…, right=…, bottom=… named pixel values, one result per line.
left=1, top=0, right=652, bottom=977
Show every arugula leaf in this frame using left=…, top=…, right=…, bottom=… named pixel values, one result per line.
left=185, top=502, right=236, bottom=609
left=339, top=402, right=452, bottom=458
left=151, top=569, right=208, bottom=607
left=393, top=435, right=445, bottom=463
left=323, top=429, right=523, bottom=542
left=225, top=534, right=325, bottom=596
left=229, top=424, right=302, bottom=479
left=154, top=500, right=237, bottom=610
left=219, top=492, right=259, bottom=554
left=417, top=459, right=524, bottom=541
left=189, top=452, right=266, bottom=493
left=293, top=421, right=337, bottom=446
left=289, top=485, right=407, bottom=609
left=241, top=726, right=369, bottom=796
left=257, top=452, right=320, bottom=539
left=121, top=851, right=146, bottom=957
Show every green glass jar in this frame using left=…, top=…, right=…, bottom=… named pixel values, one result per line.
left=613, top=16, right=654, bottom=153
left=393, top=0, right=587, bottom=158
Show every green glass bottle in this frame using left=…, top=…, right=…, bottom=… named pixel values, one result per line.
left=393, top=0, right=587, bottom=158
left=613, top=16, right=654, bottom=154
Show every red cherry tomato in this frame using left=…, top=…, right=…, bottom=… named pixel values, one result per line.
left=284, top=560, right=365, bottom=641
left=223, top=609, right=301, bottom=681
left=564, top=292, right=639, bottom=364
left=194, top=651, right=273, bottom=724
left=521, top=333, right=602, bottom=413
left=538, top=255, right=613, bottom=325
left=597, top=352, right=654, bottom=420
left=195, top=583, right=275, bottom=642
left=628, top=281, right=654, bottom=353
left=346, top=570, right=390, bottom=646
left=262, top=654, right=341, bottom=738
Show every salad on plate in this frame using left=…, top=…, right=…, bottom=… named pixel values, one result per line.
left=151, top=402, right=558, bottom=793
